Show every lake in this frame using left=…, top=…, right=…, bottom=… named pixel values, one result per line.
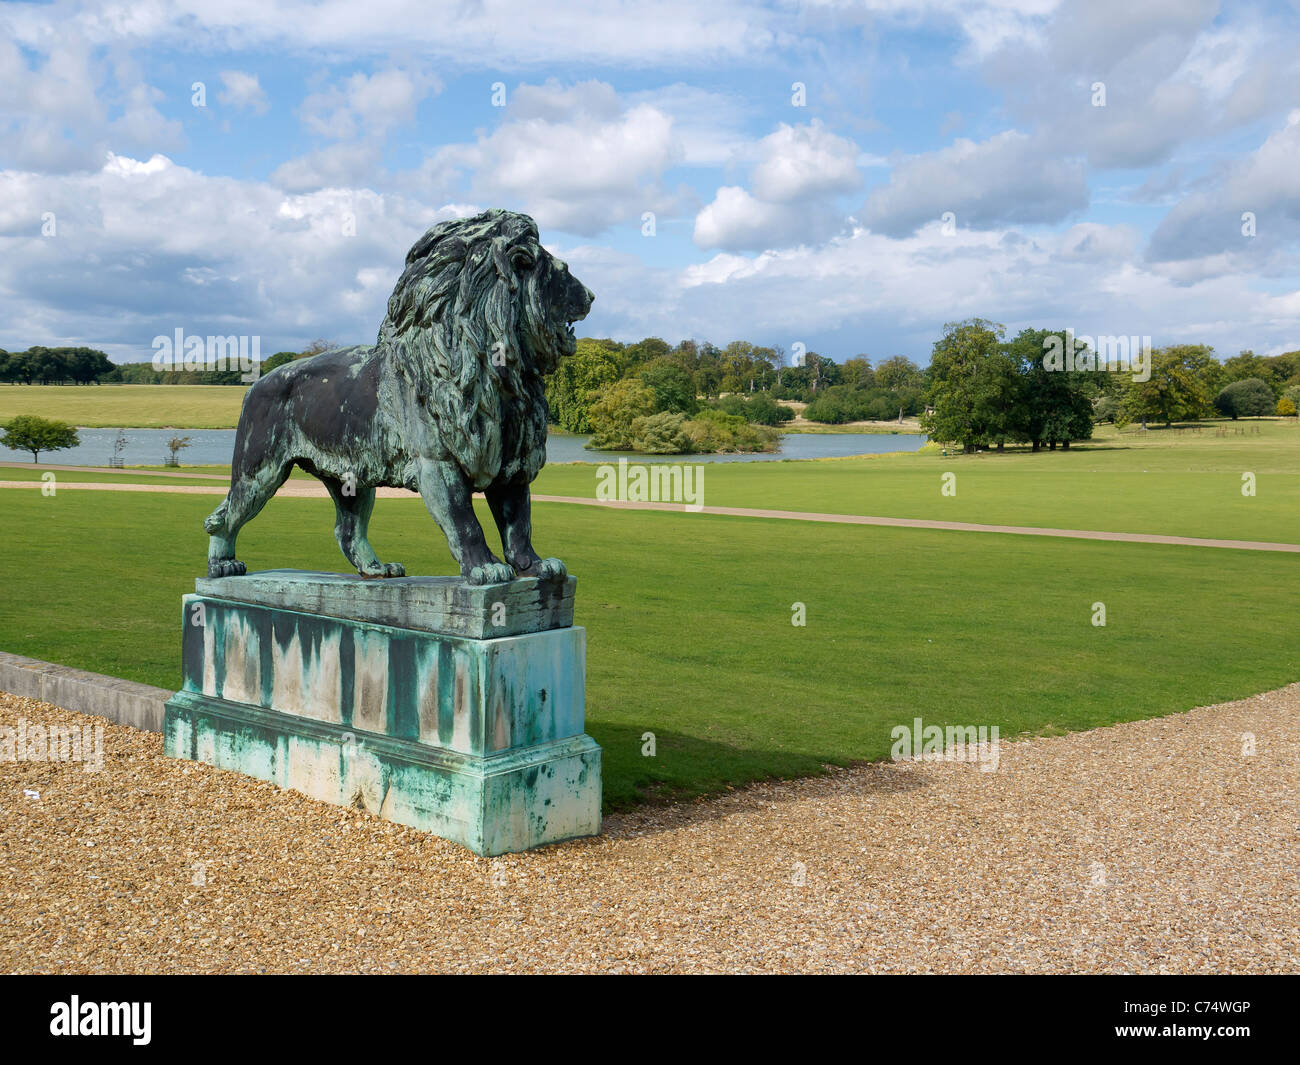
left=2, top=427, right=926, bottom=467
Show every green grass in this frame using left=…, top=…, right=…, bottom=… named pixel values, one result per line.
left=533, top=420, right=1300, bottom=544
left=2, top=486, right=1296, bottom=809
left=0, top=384, right=247, bottom=428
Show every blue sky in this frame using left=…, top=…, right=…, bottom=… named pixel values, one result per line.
left=2, top=0, right=1298, bottom=367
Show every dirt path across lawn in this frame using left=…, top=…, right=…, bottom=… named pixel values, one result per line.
left=4, top=478, right=1299, bottom=553
left=2, top=683, right=1297, bottom=973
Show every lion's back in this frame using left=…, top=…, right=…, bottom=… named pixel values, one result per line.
left=235, top=346, right=385, bottom=474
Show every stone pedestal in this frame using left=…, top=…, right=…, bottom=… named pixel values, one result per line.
left=162, top=570, right=601, bottom=855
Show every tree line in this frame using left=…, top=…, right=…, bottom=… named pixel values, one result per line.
left=0, top=345, right=312, bottom=385
left=921, top=320, right=1300, bottom=453
left=7, top=332, right=1297, bottom=456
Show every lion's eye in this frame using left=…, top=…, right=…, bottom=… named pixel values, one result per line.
left=511, top=248, right=536, bottom=270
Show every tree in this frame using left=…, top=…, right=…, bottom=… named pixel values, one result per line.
left=0, top=350, right=23, bottom=383
left=1277, top=397, right=1297, bottom=418
left=1221, top=350, right=1273, bottom=391
left=623, top=336, right=671, bottom=370
left=586, top=379, right=656, bottom=450
left=1120, top=346, right=1209, bottom=428
left=261, top=351, right=301, bottom=374
left=638, top=359, right=698, bottom=415
left=840, top=355, right=874, bottom=390
left=165, top=435, right=193, bottom=467
left=66, top=347, right=114, bottom=384
left=301, top=339, right=338, bottom=358
left=630, top=411, right=691, bottom=454
left=920, top=319, right=1007, bottom=453
left=544, top=338, right=624, bottom=433
left=1214, top=377, right=1276, bottom=419
left=1, top=415, right=80, bottom=462
left=1009, top=328, right=1096, bottom=451
left=1173, top=344, right=1222, bottom=406
left=875, top=355, right=923, bottom=392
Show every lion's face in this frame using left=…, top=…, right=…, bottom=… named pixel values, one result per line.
left=511, top=236, right=594, bottom=371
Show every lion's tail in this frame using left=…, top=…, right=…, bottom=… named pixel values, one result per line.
left=203, top=498, right=229, bottom=534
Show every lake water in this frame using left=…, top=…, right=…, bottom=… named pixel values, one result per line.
left=1, top=426, right=926, bottom=467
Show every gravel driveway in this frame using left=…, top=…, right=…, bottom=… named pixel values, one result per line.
left=2, top=686, right=1297, bottom=973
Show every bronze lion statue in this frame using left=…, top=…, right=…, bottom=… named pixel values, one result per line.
left=204, top=208, right=593, bottom=584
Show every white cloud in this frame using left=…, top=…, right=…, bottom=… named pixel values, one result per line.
left=659, top=220, right=1300, bottom=356
left=863, top=130, right=1088, bottom=237
left=218, top=70, right=269, bottom=114
left=425, top=80, right=683, bottom=236
left=750, top=120, right=862, bottom=203
left=692, top=120, right=864, bottom=251
left=271, top=142, right=380, bottom=193
left=0, top=153, right=470, bottom=357
left=298, top=66, right=438, bottom=140
left=1147, top=110, right=1300, bottom=270
left=692, top=186, right=837, bottom=252
left=1, top=0, right=780, bottom=67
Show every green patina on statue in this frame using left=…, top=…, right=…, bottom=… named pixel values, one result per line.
left=204, top=209, right=593, bottom=585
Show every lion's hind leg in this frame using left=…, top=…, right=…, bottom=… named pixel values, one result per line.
left=324, top=479, right=404, bottom=578
left=205, top=461, right=292, bottom=577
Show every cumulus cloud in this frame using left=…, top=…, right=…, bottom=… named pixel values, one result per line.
left=217, top=70, right=269, bottom=114
left=0, top=153, right=470, bottom=358
left=271, top=142, right=380, bottom=193
left=1146, top=110, right=1300, bottom=271
left=271, top=65, right=441, bottom=192
left=692, top=120, right=862, bottom=251
left=863, top=130, right=1088, bottom=237
left=979, top=0, right=1300, bottom=171
left=298, top=67, right=437, bottom=140
left=694, top=187, right=828, bottom=252
left=664, top=221, right=1300, bottom=357
left=424, top=80, right=683, bottom=236
left=0, top=33, right=184, bottom=173
left=750, top=120, right=862, bottom=203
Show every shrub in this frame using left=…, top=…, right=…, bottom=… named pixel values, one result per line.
left=1093, top=394, right=1120, bottom=423
left=630, top=411, right=692, bottom=454
left=586, top=379, right=657, bottom=450
left=1214, top=377, right=1275, bottom=419
left=683, top=408, right=779, bottom=453
left=803, top=390, right=857, bottom=424
left=742, top=393, right=794, bottom=425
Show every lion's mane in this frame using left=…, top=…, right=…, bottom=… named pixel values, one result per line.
left=377, top=209, right=553, bottom=489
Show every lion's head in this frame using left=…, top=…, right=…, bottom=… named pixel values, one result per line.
left=378, top=209, right=593, bottom=486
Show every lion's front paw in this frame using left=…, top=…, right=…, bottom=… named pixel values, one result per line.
left=467, top=562, right=515, bottom=585
left=208, top=559, right=246, bottom=578
left=359, top=561, right=406, bottom=579
left=531, top=557, right=567, bottom=581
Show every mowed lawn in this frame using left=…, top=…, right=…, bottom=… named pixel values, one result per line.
left=0, top=384, right=246, bottom=428
left=1, top=485, right=1296, bottom=808
left=532, top=420, right=1300, bottom=545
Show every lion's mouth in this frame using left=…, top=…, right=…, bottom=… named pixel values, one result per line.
left=553, top=318, right=578, bottom=356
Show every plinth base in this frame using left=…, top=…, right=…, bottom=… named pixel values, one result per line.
left=162, top=571, right=601, bottom=855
